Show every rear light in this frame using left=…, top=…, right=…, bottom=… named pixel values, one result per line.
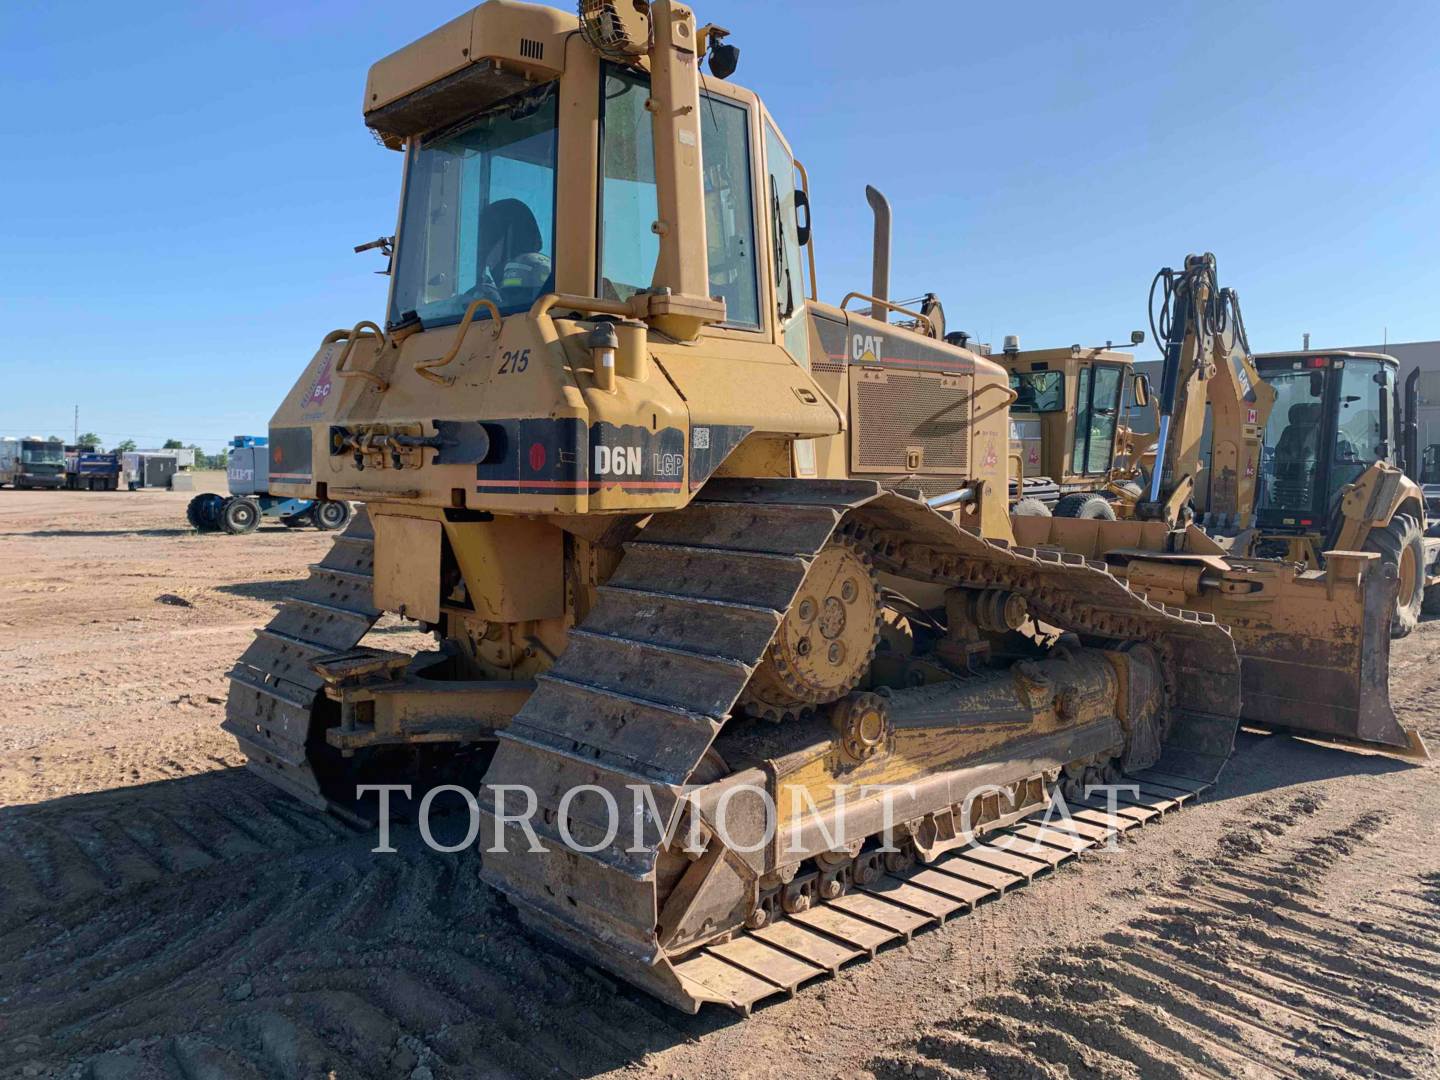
left=1305, top=357, right=1327, bottom=368
left=1299, top=519, right=1313, bottom=526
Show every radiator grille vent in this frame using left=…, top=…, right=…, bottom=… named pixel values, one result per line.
left=850, top=368, right=972, bottom=475
left=519, top=38, right=545, bottom=60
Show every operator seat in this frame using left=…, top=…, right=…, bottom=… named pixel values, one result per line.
left=1271, top=402, right=1323, bottom=506
left=478, top=198, right=552, bottom=300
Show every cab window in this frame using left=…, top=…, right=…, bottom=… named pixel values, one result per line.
left=764, top=121, right=804, bottom=320
left=700, top=96, right=759, bottom=327
left=390, top=84, right=558, bottom=327
left=1009, top=370, right=1064, bottom=412
left=1333, top=359, right=1384, bottom=488
left=598, top=68, right=658, bottom=302
left=1073, top=364, right=1123, bottom=474
left=763, top=119, right=807, bottom=362
left=599, top=68, right=759, bottom=329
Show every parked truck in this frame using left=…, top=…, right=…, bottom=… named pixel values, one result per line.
left=0, top=437, right=67, bottom=489
left=63, top=444, right=121, bottom=491
left=186, top=436, right=351, bottom=534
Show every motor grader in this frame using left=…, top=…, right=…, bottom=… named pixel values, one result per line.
left=225, top=0, right=1423, bottom=1013
left=998, top=335, right=1152, bottom=520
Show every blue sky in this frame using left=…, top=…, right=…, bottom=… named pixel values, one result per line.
left=1, top=1, right=1436, bottom=450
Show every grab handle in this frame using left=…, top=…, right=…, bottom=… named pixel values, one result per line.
left=331, top=321, right=389, bottom=391
left=416, top=299, right=502, bottom=386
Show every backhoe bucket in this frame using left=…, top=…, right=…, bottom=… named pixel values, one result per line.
left=1194, top=550, right=1426, bottom=756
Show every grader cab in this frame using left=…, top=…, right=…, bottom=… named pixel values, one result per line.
left=225, top=0, right=1423, bottom=1013
left=998, top=337, right=1151, bottom=519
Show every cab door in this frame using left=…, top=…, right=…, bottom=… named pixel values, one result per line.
left=1071, top=363, right=1124, bottom=477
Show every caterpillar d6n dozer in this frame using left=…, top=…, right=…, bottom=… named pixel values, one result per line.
left=225, top=0, right=1424, bottom=1013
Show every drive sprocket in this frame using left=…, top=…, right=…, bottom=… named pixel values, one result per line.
left=740, top=533, right=881, bottom=720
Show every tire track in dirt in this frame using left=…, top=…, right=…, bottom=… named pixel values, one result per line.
left=869, top=791, right=1440, bottom=1080
left=0, top=770, right=709, bottom=1079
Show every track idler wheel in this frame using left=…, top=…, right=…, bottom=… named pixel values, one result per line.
left=741, top=535, right=881, bottom=720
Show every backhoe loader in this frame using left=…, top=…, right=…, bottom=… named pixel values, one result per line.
left=1241, top=349, right=1440, bottom=635
left=225, top=0, right=1423, bottom=1013
left=1122, top=254, right=1440, bottom=635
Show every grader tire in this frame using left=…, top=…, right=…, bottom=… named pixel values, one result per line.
left=1364, top=513, right=1424, bottom=638
left=1054, top=493, right=1117, bottom=520
left=1012, top=497, right=1052, bottom=518
left=1424, top=585, right=1440, bottom=617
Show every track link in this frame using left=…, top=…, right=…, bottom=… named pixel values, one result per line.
left=479, top=479, right=1243, bottom=1012
left=223, top=509, right=380, bottom=812
left=671, top=767, right=1210, bottom=1012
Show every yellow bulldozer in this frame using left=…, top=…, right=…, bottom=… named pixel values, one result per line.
left=225, top=0, right=1424, bottom=1013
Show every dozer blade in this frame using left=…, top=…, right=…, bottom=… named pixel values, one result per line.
left=1185, top=549, right=1427, bottom=757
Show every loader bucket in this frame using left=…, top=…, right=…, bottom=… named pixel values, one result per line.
left=1191, top=549, right=1426, bottom=756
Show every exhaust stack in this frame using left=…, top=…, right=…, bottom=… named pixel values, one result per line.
left=865, top=184, right=891, bottom=322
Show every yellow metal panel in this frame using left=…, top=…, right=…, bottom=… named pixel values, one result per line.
left=654, top=336, right=840, bottom=436
left=373, top=515, right=442, bottom=623
left=444, top=517, right=564, bottom=622
left=365, top=10, right=474, bottom=115
left=364, top=3, right=571, bottom=117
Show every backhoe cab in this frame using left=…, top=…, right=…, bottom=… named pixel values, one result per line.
left=1249, top=350, right=1440, bottom=634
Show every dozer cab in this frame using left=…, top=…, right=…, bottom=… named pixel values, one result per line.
left=998, top=335, right=1152, bottom=520
left=225, top=1, right=1424, bottom=1013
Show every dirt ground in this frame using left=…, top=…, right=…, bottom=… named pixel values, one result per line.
left=1, top=480, right=1436, bottom=1079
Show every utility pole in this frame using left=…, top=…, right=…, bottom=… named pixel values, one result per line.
left=73, top=404, right=78, bottom=445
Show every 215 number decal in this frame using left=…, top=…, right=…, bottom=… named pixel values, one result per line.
left=498, top=348, right=530, bottom=374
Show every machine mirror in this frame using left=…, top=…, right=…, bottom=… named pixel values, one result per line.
left=708, top=41, right=740, bottom=79
left=1132, top=373, right=1150, bottom=408
left=794, top=187, right=811, bottom=247
left=1130, top=330, right=1145, bottom=346
left=1310, top=371, right=1326, bottom=396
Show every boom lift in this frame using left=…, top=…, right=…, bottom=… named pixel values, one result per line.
left=224, top=2, right=1422, bottom=1013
